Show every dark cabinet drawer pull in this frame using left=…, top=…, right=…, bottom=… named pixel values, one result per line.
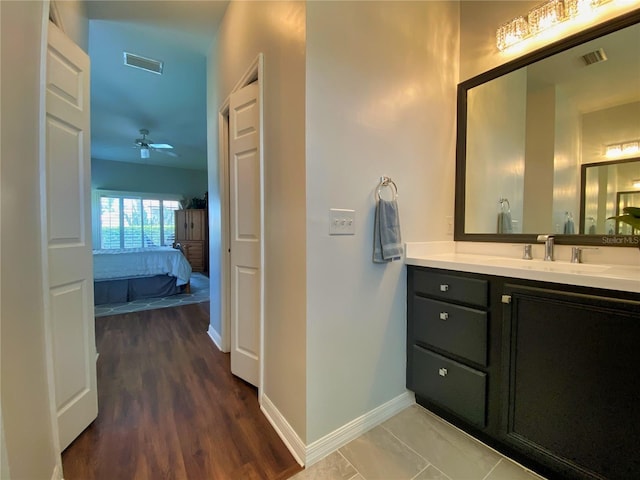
left=440, top=284, right=449, bottom=292
left=438, top=367, right=448, bottom=377
left=439, top=312, right=449, bottom=320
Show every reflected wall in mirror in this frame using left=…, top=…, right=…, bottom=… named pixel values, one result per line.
left=456, top=12, right=640, bottom=246
left=580, top=157, right=640, bottom=235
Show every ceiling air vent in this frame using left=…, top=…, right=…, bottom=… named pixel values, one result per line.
left=580, top=48, right=607, bottom=66
left=123, top=52, right=164, bottom=75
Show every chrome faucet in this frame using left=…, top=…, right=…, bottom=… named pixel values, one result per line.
left=571, top=246, right=598, bottom=263
left=537, top=234, right=554, bottom=261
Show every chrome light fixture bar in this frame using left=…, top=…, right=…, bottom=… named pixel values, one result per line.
left=496, top=0, right=613, bottom=52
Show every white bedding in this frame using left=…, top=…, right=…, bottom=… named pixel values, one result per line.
left=93, top=247, right=192, bottom=286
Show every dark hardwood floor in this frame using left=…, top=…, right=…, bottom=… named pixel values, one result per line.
left=62, top=302, right=302, bottom=480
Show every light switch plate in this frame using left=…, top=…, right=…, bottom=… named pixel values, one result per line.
left=329, top=208, right=355, bottom=235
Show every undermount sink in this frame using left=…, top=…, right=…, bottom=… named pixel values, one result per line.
left=494, top=257, right=611, bottom=274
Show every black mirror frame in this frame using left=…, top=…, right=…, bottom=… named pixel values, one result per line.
left=454, top=10, right=640, bottom=247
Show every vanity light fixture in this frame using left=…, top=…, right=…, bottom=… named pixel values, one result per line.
left=528, top=0, right=565, bottom=34
left=496, top=0, right=613, bottom=52
left=622, top=141, right=640, bottom=155
left=605, top=140, right=640, bottom=158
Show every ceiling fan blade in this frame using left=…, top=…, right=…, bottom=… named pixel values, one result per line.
left=152, top=148, right=179, bottom=157
left=149, top=143, right=173, bottom=149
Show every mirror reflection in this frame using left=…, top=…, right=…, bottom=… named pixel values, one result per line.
left=462, top=20, right=640, bottom=240
left=581, top=158, right=640, bottom=235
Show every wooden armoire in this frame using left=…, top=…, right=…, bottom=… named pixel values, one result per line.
left=174, top=209, right=208, bottom=272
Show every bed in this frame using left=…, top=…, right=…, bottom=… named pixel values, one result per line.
left=93, top=247, right=192, bottom=305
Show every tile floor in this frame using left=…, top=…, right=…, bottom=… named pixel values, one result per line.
left=290, top=404, right=545, bottom=480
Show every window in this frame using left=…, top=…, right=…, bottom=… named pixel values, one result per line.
left=95, top=191, right=181, bottom=249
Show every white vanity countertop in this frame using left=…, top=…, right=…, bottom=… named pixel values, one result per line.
left=405, top=242, right=640, bottom=294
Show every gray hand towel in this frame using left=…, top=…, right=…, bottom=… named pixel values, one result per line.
left=373, top=199, right=403, bottom=263
left=497, top=211, right=513, bottom=233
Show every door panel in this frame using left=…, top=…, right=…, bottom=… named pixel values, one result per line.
left=45, top=22, right=97, bottom=452
left=236, top=266, right=259, bottom=357
left=235, top=150, right=260, bottom=240
left=229, top=82, right=261, bottom=387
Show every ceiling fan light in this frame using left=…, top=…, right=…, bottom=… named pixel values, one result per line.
left=140, top=146, right=150, bottom=159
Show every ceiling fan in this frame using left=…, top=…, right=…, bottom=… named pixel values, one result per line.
left=134, top=129, right=177, bottom=159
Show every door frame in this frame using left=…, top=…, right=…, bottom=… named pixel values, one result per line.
left=218, top=54, right=265, bottom=397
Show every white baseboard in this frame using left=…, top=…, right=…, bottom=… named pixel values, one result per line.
left=207, top=324, right=222, bottom=351
left=260, top=390, right=415, bottom=468
left=260, top=394, right=306, bottom=466
left=51, top=464, right=63, bottom=480
left=305, top=391, right=415, bottom=466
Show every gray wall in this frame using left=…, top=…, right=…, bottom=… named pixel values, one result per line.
left=92, top=158, right=208, bottom=201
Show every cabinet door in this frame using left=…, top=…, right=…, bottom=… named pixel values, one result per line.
left=175, top=210, right=188, bottom=241
left=501, top=285, right=640, bottom=479
left=188, top=209, right=205, bottom=241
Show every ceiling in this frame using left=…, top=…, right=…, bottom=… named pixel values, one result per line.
left=527, top=22, right=640, bottom=114
left=86, top=1, right=229, bottom=171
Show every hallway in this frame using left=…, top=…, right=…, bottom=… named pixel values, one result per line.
left=62, top=302, right=301, bottom=479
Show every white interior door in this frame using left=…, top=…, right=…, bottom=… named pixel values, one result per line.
left=229, top=82, right=262, bottom=387
left=45, top=22, right=97, bottom=451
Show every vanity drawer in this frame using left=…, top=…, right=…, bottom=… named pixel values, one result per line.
left=411, top=345, right=486, bottom=427
left=413, top=269, right=488, bottom=308
left=413, top=296, right=487, bottom=366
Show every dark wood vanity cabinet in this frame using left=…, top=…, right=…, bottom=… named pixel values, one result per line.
left=407, top=268, right=492, bottom=428
left=502, top=284, right=640, bottom=480
left=407, top=266, right=640, bottom=480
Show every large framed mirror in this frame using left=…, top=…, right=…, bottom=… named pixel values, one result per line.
left=455, top=11, right=640, bottom=246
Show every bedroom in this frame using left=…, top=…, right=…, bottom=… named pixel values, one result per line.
left=87, top=12, right=212, bottom=311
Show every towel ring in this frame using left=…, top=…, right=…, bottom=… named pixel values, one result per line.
left=498, top=197, right=510, bottom=212
left=377, top=176, right=398, bottom=201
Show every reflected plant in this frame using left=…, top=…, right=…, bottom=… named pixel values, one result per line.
left=608, top=207, right=640, bottom=231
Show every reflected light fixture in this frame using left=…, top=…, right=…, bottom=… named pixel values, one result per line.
left=605, top=140, right=640, bottom=158
left=140, top=146, right=150, bottom=159
left=496, top=0, right=613, bottom=52
left=633, top=179, right=640, bottom=188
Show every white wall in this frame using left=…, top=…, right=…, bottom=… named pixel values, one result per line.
left=92, top=158, right=208, bottom=200
left=206, top=33, right=222, bottom=350
left=52, top=0, right=88, bottom=51
left=211, top=0, right=308, bottom=441
left=466, top=69, right=526, bottom=233
left=212, top=0, right=459, bottom=447
left=552, top=89, right=581, bottom=233
left=582, top=102, right=640, bottom=165
left=305, top=0, right=459, bottom=443
left=1, top=1, right=60, bottom=478
left=523, top=86, right=555, bottom=233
